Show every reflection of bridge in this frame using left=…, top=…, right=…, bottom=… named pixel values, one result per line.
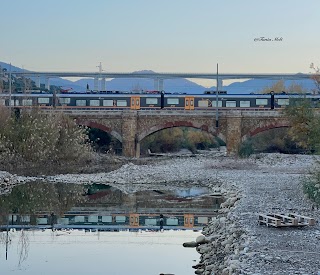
left=0, top=186, right=223, bottom=230
left=71, top=109, right=289, bottom=157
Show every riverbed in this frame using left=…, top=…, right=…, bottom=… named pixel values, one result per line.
left=1, top=151, right=320, bottom=274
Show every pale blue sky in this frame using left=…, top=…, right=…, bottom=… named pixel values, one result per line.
left=1, top=0, right=319, bottom=78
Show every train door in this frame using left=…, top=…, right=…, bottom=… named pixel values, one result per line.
left=129, top=214, right=139, bottom=227
left=130, top=96, right=140, bottom=110
left=185, top=97, right=195, bottom=110
left=184, top=214, right=194, bottom=228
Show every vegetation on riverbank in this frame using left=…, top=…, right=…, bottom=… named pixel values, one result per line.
left=284, top=97, right=320, bottom=205
left=303, top=170, right=320, bottom=206
left=0, top=107, right=93, bottom=171
left=238, top=128, right=303, bottom=158
left=140, top=127, right=222, bottom=155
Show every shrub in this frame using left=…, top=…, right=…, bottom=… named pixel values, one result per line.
left=0, top=108, right=92, bottom=166
left=238, top=138, right=254, bottom=158
left=303, top=170, right=320, bottom=205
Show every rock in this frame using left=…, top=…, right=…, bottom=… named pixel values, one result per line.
left=196, top=235, right=208, bottom=244
left=183, top=241, right=197, bottom=248
left=195, top=268, right=204, bottom=274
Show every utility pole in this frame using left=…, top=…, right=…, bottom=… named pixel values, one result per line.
left=215, top=63, right=219, bottom=128
left=9, top=63, right=12, bottom=110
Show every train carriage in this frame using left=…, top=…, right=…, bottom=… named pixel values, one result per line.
left=1, top=92, right=320, bottom=111
left=0, top=93, right=54, bottom=108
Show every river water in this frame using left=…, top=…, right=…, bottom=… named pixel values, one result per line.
left=0, top=182, right=222, bottom=274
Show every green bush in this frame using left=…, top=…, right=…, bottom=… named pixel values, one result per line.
left=141, top=127, right=219, bottom=155
left=303, top=170, right=320, bottom=205
left=0, top=108, right=92, bottom=166
left=238, top=138, right=254, bottom=158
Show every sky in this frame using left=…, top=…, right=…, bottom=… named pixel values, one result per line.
left=1, top=0, right=320, bottom=87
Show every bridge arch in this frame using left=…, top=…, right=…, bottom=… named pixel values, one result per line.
left=137, top=120, right=223, bottom=142
left=241, top=122, right=290, bottom=143
left=75, top=119, right=123, bottom=143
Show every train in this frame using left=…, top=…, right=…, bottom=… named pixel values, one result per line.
left=0, top=212, right=215, bottom=230
left=0, top=91, right=318, bottom=110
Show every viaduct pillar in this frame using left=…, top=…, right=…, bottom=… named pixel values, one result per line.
left=122, top=111, right=138, bottom=157
left=101, top=77, right=106, bottom=91
left=94, top=77, right=98, bottom=91
left=226, top=111, right=243, bottom=155
left=45, top=77, right=50, bottom=90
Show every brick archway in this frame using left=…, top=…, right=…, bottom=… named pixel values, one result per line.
left=242, top=122, right=290, bottom=142
left=76, top=119, right=123, bottom=142
left=137, top=120, right=217, bottom=142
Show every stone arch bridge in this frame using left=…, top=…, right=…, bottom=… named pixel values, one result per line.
left=69, top=110, right=289, bottom=157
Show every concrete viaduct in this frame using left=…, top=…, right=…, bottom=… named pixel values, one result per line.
left=66, top=109, right=290, bottom=157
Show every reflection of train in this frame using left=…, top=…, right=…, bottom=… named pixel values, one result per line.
left=0, top=92, right=318, bottom=110
left=0, top=212, right=215, bottom=230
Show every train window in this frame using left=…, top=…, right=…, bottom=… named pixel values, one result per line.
left=76, top=100, right=87, bottom=106
left=256, top=99, right=268, bottom=105
left=103, top=100, right=114, bottom=106
left=58, top=218, right=69, bottom=225
left=145, top=218, right=157, bottom=226
left=89, top=99, right=100, bottom=106
left=10, top=99, right=20, bottom=106
left=115, top=216, right=126, bottom=223
left=211, top=101, right=222, bottom=107
left=166, top=218, right=178, bottom=225
left=146, top=98, right=158, bottom=105
left=88, top=216, right=98, bottom=223
left=22, top=99, right=33, bottom=106
left=74, top=216, right=85, bottom=223
left=37, top=218, right=48, bottom=225
left=59, top=98, right=71, bottom=104
left=116, top=100, right=127, bottom=107
left=131, top=99, right=135, bottom=105
left=0, top=99, right=5, bottom=105
left=101, top=216, right=112, bottom=222
left=167, top=98, right=179, bottom=105
left=21, top=216, right=31, bottom=223
left=240, top=101, right=250, bottom=107
left=198, top=100, right=209, bottom=107
left=198, top=217, right=208, bottom=224
left=277, top=98, right=289, bottom=105
left=226, top=101, right=236, bottom=107
left=38, top=98, right=50, bottom=104
left=190, top=100, right=194, bottom=106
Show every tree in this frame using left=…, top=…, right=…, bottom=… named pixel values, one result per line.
left=310, top=63, right=320, bottom=94
left=259, top=80, right=286, bottom=94
left=258, top=80, right=307, bottom=94
left=283, top=98, right=320, bottom=153
left=0, top=108, right=92, bottom=165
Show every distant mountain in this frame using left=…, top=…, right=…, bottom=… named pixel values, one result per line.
left=74, top=74, right=205, bottom=94
left=0, top=61, right=24, bottom=73
left=221, top=78, right=316, bottom=94
left=0, top=62, right=316, bottom=94
left=0, top=61, right=84, bottom=91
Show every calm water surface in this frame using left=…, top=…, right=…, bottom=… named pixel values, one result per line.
left=0, top=182, right=222, bottom=274
left=1, top=229, right=200, bottom=275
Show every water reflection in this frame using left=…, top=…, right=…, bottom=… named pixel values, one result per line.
left=1, top=183, right=222, bottom=231
left=1, top=229, right=200, bottom=275
left=0, top=182, right=222, bottom=273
